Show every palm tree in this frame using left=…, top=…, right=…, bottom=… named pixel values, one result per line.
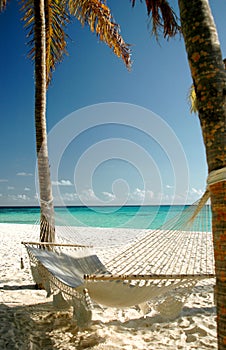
left=1, top=0, right=131, bottom=243
left=33, top=0, right=56, bottom=243
left=131, top=0, right=226, bottom=347
left=178, top=4, right=226, bottom=347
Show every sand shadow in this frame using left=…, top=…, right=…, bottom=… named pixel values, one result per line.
left=0, top=301, right=107, bottom=350
left=0, top=294, right=216, bottom=348
left=182, top=305, right=216, bottom=316
left=0, top=303, right=57, bottom=349
left=0, top=284, right=37, bottom=290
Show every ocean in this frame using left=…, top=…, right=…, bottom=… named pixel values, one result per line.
left=0, top=204, right=212, bottom=230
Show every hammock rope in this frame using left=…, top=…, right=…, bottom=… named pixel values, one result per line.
left=98, top=200, right=213, bottom=277
left=207, top=166, right=226, bottom=187
left=22, top=189, right=216, bottom=324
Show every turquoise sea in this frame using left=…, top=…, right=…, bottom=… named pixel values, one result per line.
left=0, top=205, right=212, bottom=230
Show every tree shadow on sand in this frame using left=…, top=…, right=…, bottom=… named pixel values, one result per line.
left=0, top=302, right=106, bottom=350
left=0, top=290, right=216, bottom=349
left=0, top=303, right=56, bottom=349
left=0, top=284, right=37, bottom=290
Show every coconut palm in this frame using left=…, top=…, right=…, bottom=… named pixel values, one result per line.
left=131, top=0, right=225, bottom=347
left=178, top=5, right=226, bottom=345
left=1, top=0, right=131, bottom=244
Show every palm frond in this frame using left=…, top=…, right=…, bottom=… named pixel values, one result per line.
left=45, top=0, right=69, bottom=84
left=68, top=0, right=131, bottom=69
left=21, top=0, right=69, bottom=86
left=0, top=0, right=7, bottom=11
left=131, top=0, right=181, bottom=39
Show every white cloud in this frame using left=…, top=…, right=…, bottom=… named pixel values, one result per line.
left=102, top=191, right=116, bottom=200
left=52, top=179, right=73, bottom=186
left=61, top=192, right=78, bottom=201
left=169, top=193, right=186, bottom=203
left=24, top=187, right=30, bottom=191
left=17, top=172, right=33, bottom=176
left=0, top=179, right=8, bottom=183
left=8, top=194, right=30, bottom=201
left=166, top=184, right=173, bottom=189
left=80, top=189, right=97, bottom=201
left=18, top=194, right=30, bottom=200
left=180, top=187, right=205, bottom=204
left=131, top=188, right=154, bottom=201
left=133, top=188, right=145, bottom=200
left=7, top=186, right=14, bottom=190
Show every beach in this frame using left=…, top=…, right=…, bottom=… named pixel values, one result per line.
left=0, top=223, right=217, bottom=349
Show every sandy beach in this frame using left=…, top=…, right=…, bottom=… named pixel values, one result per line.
left=0, top=223, right=217, bottom=349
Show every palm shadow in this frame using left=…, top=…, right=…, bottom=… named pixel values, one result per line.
left=0, top=284, right=216, bottom=349
left=0, top=301, right=70, bottom=349
left=0, top=301, right=107, bottom=349
left=0, top=284, right=37, bottom=290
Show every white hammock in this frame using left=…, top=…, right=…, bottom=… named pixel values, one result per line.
left=22, top=191, right=215, bottom=326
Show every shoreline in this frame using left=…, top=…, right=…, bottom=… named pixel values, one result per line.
left=0, top=223, right=217, bottom=349
left=0, top=205, right=197, bottom=231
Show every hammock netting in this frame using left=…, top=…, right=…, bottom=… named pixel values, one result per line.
left=22, top=192, right=215, bottom=324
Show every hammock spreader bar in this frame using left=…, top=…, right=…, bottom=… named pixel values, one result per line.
left=84, top=273, right=215, bottom=281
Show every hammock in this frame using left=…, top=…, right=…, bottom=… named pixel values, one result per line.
left=22, top=191, right=215, bottom=326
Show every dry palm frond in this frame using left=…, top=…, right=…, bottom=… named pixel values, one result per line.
left=131, top=0, right=181, bottom=39
left=21, top=0, right=131, bottom=85
left=188, top=84, right=198, bottom=114
left=68, top=0, right=131, bottom=69
left=21, top=0, right=69, bottom=86
left=45, top=0, right=69, bottom=85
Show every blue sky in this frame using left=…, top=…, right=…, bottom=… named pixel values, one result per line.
left=0, top=0, right=225, bottom=207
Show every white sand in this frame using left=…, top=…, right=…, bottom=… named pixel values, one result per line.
left=0, top=223, right=217, bottom=349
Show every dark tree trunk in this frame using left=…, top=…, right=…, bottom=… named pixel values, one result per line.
left=178, top=0, right=226, bottom=348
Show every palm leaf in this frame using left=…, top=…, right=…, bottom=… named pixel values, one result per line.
left=131, top=0, right=181, bottom=39
left=45, top=0, right=69, bottom=85
left=68, top=0, right=131, bottom=69
left=21, top=0, right=131, bottom=85
left=21, top=0, right=69, bottom=86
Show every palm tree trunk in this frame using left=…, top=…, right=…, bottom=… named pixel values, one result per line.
left=34, top=0, right=55, bottom=243
left=178, top=0, right=226, bottom=348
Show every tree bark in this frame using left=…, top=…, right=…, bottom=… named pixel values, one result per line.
left=178, top=0, right=226, bottom=348
left=34, top=0, right=55, bottom=243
